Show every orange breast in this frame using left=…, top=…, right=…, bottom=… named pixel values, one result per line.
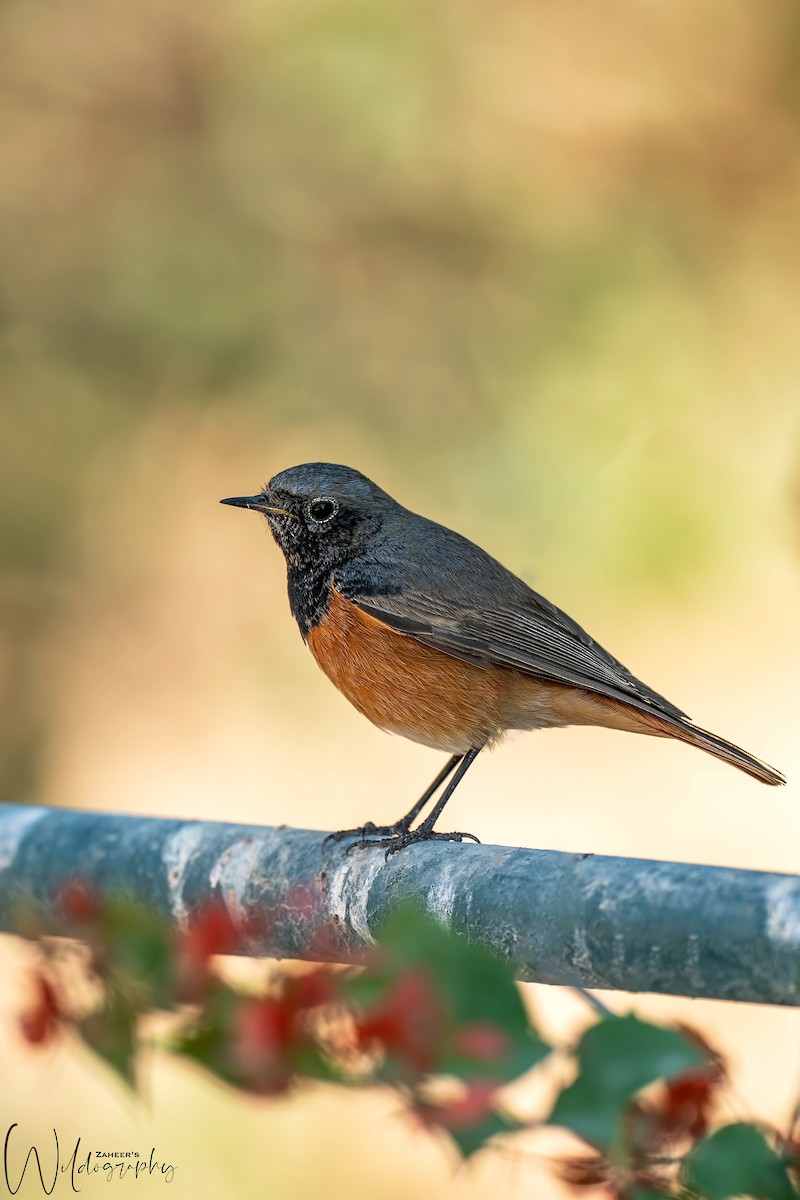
left=305, top=587, right=656, bottom=753
left=306, top=588, right=501, bottom=752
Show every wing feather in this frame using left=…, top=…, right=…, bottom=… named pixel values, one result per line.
left=343, top=588, right=689, bottom=723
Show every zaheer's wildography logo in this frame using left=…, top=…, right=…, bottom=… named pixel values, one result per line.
left=3, top=1125, right=176, bottom=1194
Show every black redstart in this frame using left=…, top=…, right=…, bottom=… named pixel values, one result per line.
left=221, top=463, right=784, bottom=854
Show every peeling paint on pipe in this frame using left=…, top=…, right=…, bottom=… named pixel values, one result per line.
left=0, top=803, right=798, bottom=1006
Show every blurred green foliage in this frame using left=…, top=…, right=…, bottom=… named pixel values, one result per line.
left=686, top=1124, right=797, bottom=1200
left=1, top=0, right=799, bottom=795
left=20, top=892, right=797, bottom=1196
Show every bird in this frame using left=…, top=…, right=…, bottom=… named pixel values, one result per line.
left=221, top=463, right=785, bottom=855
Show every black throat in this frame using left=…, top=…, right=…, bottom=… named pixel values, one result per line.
left=286, top=564, right=333, bottom=638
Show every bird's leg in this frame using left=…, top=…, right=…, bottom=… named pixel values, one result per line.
left=381, top=747, right=482, bottom=857
left=343, top=747, right=483, bottom=859
left=411, top=747, right=482, bottom=836
left=323, top=754, right=463, bottom=848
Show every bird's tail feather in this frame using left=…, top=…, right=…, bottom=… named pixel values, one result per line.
left=599, top=697, right=785, bottom=786
left=658, top=718, right=785, bottom=786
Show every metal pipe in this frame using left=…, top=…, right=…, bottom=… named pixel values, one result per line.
left=0, top=803, right=798, bottom=1006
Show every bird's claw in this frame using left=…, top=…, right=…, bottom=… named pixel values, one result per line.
left=325, top=827, right=481, bottom=860
left=323, top=821, right=407, bottom=852
left=380, top=829, right=481, bottom=861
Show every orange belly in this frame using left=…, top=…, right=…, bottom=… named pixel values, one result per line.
left=306, top=588, right=655, bottom=753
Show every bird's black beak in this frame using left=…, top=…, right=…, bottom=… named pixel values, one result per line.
left=220, top=494, right=263, bottom=511
left=220, top=494, right=296, bottom=519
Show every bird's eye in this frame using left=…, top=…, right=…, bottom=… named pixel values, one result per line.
left=308, top=497, right=338, bottom=523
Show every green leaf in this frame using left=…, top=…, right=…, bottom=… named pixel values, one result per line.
left=171, top=983, right=243, bottom=1088
left=173, top=983, right=338, bottom=1094
left=442, top=1023, right=548, bottom=1085
left=549, top=1014, right=706, bottom=1149
left=684, top=1123, right=797, bottom=1200
left=79, top=995, right=138, bottom=1090
left=99, top=897, right=175, bottom=1009
left=444, top=1108, right=518, bottom=1160
left=370, top=901, right=529, bottom=1031
left=356, top=900, right=550, bottom=1084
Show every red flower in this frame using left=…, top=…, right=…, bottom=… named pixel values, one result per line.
left=283, top=967, right=338, bottom=1011
left=177, top=900, right=243, bottom=997
left=416, top=1082, right=499, bottom=1131
left=630, top=1026, right=724, bottom=1152
left=20, top=972, right=65, bottom=1046
left=231, top=996, right=296, bottom=1094
left=452, top=1022, right=509, bottom=1063
left=229, top=967, right=337, bottom=1094
left=355, top=969, right=446, bottom=1075
left=57, top=879, right=102, bottom=923
left=658, top=1069, right=718, bottom=1140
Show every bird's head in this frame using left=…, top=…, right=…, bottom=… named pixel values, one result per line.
left=221, top=462, right=398, bottom=572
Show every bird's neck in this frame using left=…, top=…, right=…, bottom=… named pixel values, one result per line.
left=286, top=564, right=332, bottom=639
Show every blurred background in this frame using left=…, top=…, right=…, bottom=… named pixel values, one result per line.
left=2, top=0, right=800, bottom=1195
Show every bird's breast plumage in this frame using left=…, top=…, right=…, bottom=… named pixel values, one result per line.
left=304, top=585, right=652, bottom=753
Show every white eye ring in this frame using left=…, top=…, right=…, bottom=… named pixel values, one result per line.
left=308, top=497, right=338, bottom=524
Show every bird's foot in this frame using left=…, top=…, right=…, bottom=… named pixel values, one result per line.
left=346, top=826, right=481, bottom=862
left=323, top=821, right=407, bottom=850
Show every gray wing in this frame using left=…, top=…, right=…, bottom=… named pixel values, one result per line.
left=336, top=515, right=689, bottom=723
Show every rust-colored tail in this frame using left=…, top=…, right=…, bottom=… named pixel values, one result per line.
left=599, top=697, right=785, bottom=786
left=656, top=719, right=785, bottom=785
